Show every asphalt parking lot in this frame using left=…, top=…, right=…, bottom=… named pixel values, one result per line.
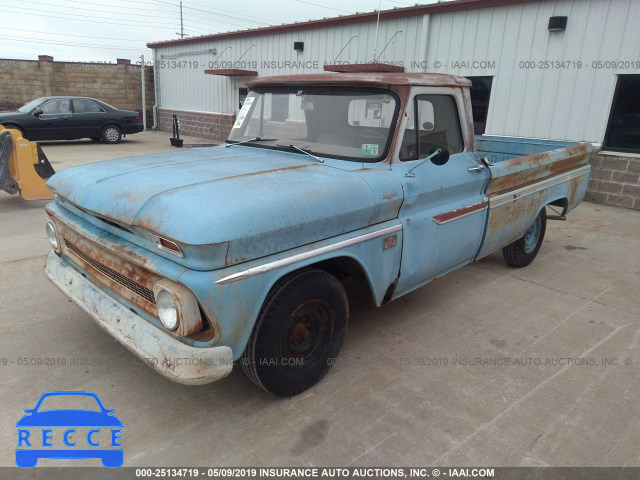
left=1, top=132, right=639, bottom=468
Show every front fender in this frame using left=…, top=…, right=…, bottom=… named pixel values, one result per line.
left=179, top=221, right=403, bottom=359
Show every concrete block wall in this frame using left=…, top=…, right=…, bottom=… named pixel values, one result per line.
left=586, top=153, right=640, bottom=210
left=0, top=57, right=154, bottom=127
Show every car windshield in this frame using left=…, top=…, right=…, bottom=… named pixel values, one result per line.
left=17, top=98, right=47, bottom=113
left=227, top=88, right=399, bottom=162
left=37, top=395, right=102, bottom=412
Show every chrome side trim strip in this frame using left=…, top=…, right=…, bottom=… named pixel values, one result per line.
left=216, top=224, right=403, bottom=285
left=490, top=165, right=591, bottom=208
left=433, top=197, right=488, bottom=225
left=433, top=205, right=488, bottom=225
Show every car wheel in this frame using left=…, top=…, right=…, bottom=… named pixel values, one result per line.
left=502, top=208, right=547, bottom=267
left=101, top=125, right=122, bottom=144
left=241, top=269, right=348, bottom=396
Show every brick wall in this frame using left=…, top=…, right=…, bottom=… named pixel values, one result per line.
left=586, top=152, right=640, bottom=210
left=157, top=108, right=235, bottom=143
left=0, top=57, right=154, bottom=127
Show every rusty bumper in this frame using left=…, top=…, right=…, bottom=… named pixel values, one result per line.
left=44, top=251, right=233, bottom=385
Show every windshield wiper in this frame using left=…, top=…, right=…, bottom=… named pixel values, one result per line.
left=225, top=137, right=276, bottom=148
left=276, top=143, right=324, bottom=163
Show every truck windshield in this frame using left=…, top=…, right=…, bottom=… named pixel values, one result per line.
left=226, top=88, right=399, bottom=162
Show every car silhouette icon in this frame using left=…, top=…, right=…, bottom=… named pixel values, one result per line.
left=16, top=391, right=123, bottom=468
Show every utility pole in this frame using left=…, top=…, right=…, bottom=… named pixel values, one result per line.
left=177, top=1, right=185, bottom=38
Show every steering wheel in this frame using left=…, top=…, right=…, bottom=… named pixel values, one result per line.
left=353, top=129, right=386, bottom=147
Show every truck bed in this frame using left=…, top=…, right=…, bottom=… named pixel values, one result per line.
left=474, top=135, right=593, bottom=258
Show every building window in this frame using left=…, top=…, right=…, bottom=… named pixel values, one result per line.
left=604, top=75, right=640, bottom=153
left=466, top=76, right=493, bottom=135
left=238, top=87, right=248, bottom=109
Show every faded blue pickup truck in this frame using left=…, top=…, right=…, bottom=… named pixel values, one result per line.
left=44, top=73, right=592, bottom=396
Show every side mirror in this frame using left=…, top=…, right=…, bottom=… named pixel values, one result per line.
left=429, top=146, right=450, bottom=166
left=405, top=146, right=450, bottom=177
left=33, top=110, right=43, bottom=117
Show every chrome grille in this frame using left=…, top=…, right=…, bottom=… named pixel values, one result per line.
left=64, top=238, right=156, bottom=305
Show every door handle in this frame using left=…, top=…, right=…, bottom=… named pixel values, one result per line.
left=468, top=164, right=486, bottom=172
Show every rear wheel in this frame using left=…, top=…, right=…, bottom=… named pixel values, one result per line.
left=101, top=125, right=122, bottom=144
left=502, top=208, right=547, bottom=267
left=241, top=269, right=349, bottom=396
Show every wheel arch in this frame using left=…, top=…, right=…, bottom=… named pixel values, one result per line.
left=192, top=228, right=403, bottom=360
left=546, top=196, right=569, bottom=215
left=0, top=122, right=26, bottom=137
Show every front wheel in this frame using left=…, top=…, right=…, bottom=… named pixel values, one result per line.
left=101, top=125, right=122, bottom=144
left=241, top=269, right=349, bottom=396
left=502, top=208, right=547, bottom=267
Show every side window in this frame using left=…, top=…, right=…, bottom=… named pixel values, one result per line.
left=41, top=99, right=71, bottom=115
left=72, top=99, right=103, bottom=113
left=400, top=95, right=464, bottom=161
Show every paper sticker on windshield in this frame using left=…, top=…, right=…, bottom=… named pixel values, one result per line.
left=360, top=144, right=379, bottom=156
left=232, top=96, right=255, bottom=129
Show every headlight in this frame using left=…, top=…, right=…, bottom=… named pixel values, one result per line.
left=152, top=280, right=204, bottom=336
left=45, top=220, right=61, bottom=253
left=155, top=289, right=179, bottom=330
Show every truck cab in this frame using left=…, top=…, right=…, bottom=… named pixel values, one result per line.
left=44, top=73, right=592, bottom=396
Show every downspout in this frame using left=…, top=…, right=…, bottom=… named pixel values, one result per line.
left=140, top=54, right=146, bottom=130
left=152, top=48, right=160, bottom=130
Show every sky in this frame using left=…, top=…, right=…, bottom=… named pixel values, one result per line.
left=0, top=0, right=443, bottom=63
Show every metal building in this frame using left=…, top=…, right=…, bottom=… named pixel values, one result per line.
left=147, top=0, right=640, bottom=209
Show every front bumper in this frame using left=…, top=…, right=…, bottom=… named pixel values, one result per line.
left=44, top=251, right=233, bottom=385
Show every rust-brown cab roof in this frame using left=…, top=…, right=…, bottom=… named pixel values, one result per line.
left=247, top=72, right=472, bottom=89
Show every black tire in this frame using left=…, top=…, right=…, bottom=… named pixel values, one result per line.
left=241, top=269, right=349, bottom=396
left=101, top=125, right=122, bottom=144
left=502, top=208, right=547, bottom=267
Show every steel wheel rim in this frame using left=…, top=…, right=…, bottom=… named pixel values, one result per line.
left=280, top=299, right=333, bottom=370
left=104, top=128, right=119, bottom=142
left=524, top=216, right=541, bottom=253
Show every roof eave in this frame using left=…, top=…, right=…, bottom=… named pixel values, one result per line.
left=146, top=0, right=538, bottom=49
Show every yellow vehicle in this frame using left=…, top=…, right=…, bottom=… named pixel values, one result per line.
left=0, top=126, right=55, bottom=200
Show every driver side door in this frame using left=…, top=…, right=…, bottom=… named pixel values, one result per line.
left=34, top=99, right=72, bottom=140
left=393, top=89, right=490, bottom=296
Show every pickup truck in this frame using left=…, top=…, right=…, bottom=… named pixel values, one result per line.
left=43, top=72, right=593, bottom=396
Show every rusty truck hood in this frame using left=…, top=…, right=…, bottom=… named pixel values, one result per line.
left=48, top=145, right=400, bottom=269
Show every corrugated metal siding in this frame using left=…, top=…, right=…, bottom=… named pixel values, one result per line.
left=154, top=0, right=640, bottom=143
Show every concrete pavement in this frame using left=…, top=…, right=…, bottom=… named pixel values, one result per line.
left=0, top=133, right=638, bottom=468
